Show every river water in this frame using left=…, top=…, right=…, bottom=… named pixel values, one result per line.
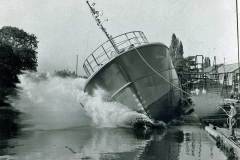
left=0, top=72, right=227, bottom=160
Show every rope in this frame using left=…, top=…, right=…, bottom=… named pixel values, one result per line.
left=133, top=47, right=192, bottom=97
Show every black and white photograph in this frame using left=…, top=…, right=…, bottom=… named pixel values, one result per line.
left=0, top=0, right=239, bottom=159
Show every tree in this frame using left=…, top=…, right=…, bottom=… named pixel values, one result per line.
left=0, top=26, right=38, bottom=89
left=54, top=69, right=78, bottom=78
left=0, top=26, right=38, bottom=71
left=0, top=26, right=37, bottom=136
left=169, top=34, right=185, bottom=70
left=0, top=44, right=20, bottom=87
left=169, top=33, right=179, bottom=60
left=177, top=41, right=184, bottom=58
left=169, top=34, right=189, bottom=88
left=0, top=26, right=37, bottom=50
left=169, top=34, right=184, bottom=61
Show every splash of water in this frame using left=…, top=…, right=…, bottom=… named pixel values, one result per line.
left=10, top=72, right=152, bottom=130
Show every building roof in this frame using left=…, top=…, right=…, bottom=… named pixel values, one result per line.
left=204, top=64, right=223, bottom=73
left=217, top=63, right=239, bottom=73
left=204, top=66, right=215, bottom=73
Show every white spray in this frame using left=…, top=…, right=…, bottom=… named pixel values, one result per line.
left=10, top=72, right=152, bottom=130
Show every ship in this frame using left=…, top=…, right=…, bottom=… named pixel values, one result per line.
left=83, top=1, right=187, bottom=122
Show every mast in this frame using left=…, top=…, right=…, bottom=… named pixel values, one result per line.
left=86, top=1, right=119, bottom=54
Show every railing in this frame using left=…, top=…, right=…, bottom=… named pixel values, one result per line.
left=83, top=31, right=149, bottom=77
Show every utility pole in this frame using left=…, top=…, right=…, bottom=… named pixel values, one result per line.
left=236, top=0, right=240, bottom=92
left=76, top=54, right=79, bottom=76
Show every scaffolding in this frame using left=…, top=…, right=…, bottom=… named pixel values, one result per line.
left=177, top=55, right=222, bottom=95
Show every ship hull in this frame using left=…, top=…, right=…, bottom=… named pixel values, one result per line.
left=84, top=43, right=182, bottom=122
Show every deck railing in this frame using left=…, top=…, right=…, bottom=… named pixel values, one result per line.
left=83, top=31, right=148, bottom=77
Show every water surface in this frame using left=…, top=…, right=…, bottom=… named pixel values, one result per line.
left=0, top=126, right=226, bottom=160
left=0, top=72, right=227, bottom=160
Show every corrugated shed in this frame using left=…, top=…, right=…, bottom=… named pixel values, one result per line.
left=204, top=64, right=223, bottom=73
left=217, top=63, right=239, bottom=73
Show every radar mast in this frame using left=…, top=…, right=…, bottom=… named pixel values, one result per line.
left=86, top=1, right=119, bottom=54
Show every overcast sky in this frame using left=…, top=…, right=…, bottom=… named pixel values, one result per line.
left=0, top=0, right=238, bottom=75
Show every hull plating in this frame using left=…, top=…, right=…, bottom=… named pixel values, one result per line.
left=84, top=43, right=181, bottom=122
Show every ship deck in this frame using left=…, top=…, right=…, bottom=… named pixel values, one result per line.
left=83, top=31, right=148, bottom=77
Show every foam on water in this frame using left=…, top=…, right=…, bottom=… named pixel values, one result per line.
left=10, top=72, right=152, bottom=130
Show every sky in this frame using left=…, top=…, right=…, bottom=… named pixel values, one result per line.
left=0, top=0, right=238, bottom=75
